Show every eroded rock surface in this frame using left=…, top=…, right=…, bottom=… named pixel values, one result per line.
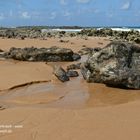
left=67, top=63, right=81, bottom=70
left=66, top=70, right=79, bottom=77
left=81, top=41, right=140, bottom=89
left=4, top=46, right=81, bottom=62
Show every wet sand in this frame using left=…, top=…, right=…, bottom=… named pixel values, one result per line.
left=0, top=37, right=140, bottom=140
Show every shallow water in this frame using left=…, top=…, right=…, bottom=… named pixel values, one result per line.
left=0, top=72, right=140, bottom=109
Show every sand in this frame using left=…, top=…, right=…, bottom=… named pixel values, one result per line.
left=0, top=37, right=140, bottom=140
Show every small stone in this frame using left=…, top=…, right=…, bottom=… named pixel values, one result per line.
left=67, top=70, right=79, bottom=77
left=53, top=66, right=69, bottom=82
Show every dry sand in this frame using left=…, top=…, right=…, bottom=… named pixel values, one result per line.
left=0, top=37, right=140, bottom=140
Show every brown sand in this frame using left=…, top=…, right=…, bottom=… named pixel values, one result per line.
left=0, top=37, right=109, bottom=52
left=0, top=37, right=140, bottom=140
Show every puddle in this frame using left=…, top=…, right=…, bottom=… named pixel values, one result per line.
left=0, top=74, right=140, bottom=109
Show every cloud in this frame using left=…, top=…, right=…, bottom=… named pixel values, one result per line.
left=76, top=0, right=91, bottom=4
left=21, top=12, right=31, bottom=19
left=121, top=1, right=131, bottom=10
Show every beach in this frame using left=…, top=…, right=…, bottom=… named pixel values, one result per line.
left=0, top=37, right=140, bottom=140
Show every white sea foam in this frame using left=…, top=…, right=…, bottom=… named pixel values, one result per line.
left=42, top=27, right=140, bottom=33
left=42, top=28, right=82, bottom=33
left=97, top=27, right=140, bottom=32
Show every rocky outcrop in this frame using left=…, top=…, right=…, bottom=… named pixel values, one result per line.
left=78, top=47, right=101, bottom=55
left=0, top=28, right=140, bottom=44
left=72, top=53, right=81, bottom=61
left=79, top=29, right=140, bottom=44
left=81, top=41, right=140, bottom=89
left=4, top=46, right=81, bottom=62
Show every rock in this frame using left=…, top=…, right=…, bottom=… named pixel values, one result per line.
left=78, top=48, right=93, bottom=55
left=66, top=70, right=79, bottom=77
left=53, top=66, right=69, bottom=82
left=81, top=41, right=140, bottom=89
left=67, top=63, right=81, bottom=70
left=72, top=53, right=81, bottom=61
left=59, top=39, right=69, bottom=43
left=93, top=47, right=102, bottom=52
left=134, top=37, right=140, bottom=44
left=0, top=49, right=4, bottom=52
left=80, top=62, right=90, bottom=80
left=0, top=49, right=5, bottom=59
left=4, top=46, right=79, bottom=62
left=78, top=47, right=101, bottom=55
left=79, top=28, right=140, bottom=44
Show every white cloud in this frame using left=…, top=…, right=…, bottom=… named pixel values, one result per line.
left=21, top=12, right=31, bottom=19
left=121, top=1, right=131, bottom=10
left=77, top=0, right=91, bottom=3
left=0, top=13, right=4, bottom=20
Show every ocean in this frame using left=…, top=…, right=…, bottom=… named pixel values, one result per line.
left=42, top=27, right=140, bottom=33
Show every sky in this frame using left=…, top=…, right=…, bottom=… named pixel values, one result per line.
left=0, top=0, right=140, bottom=27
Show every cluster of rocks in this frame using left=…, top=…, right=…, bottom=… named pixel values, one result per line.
left=81, top=41, right=140, bottom=89
left=0, top=28, right=77, bottom=39
left=78, top=28, right=140, bottom=44
left=4, top=46, right=81, bottom=61
left=0, top=27, right=139, bottom=89
left=53, top=66, right=79, bottom=82
left=0, top=28, right=140, bottom=44
left=0, top=28, right=42, bottom=39
left=49, top=41, right=140, bottom=90
left=53, top=62, right=82, bottom=82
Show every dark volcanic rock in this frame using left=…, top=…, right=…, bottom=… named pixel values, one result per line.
left=72, top=53, right=81, bottom=61
left=53, top=66, right=69, bottom=82
left=67, top=63, right=81, bottom=70
left=66, top=70, right=79, bottom=77
left=81, top=41, right=140, bottom=89
left=4, top=46, right=79, bottom=62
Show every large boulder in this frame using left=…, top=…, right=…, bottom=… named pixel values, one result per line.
left=4, top=46, right=81, bottom=62
left=81, top=41, right=140, bottom=89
